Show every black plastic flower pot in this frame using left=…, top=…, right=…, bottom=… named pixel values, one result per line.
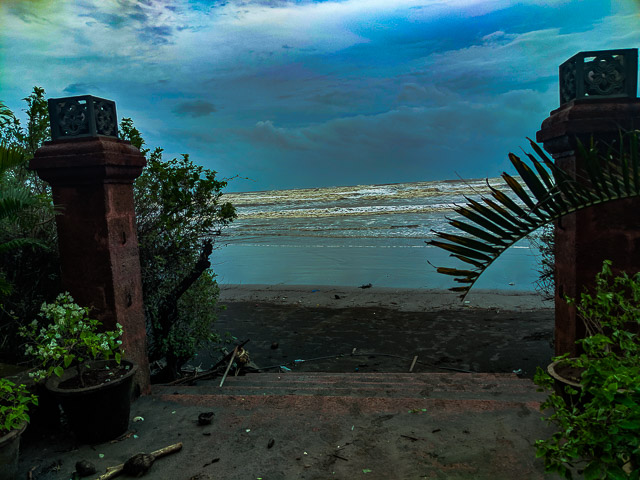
left=45, top=360, right=137, bottom=444
left=0, top=422, right=27, bottom=480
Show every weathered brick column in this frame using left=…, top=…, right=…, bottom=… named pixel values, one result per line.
left=536, top=49, right=640, bottom=356
left=30, top=96, right=150, bottom=396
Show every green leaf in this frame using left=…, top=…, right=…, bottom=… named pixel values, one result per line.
left=63, top=354, right=73, bottom=368
left=619, top=419, right=640, bottom=429
left=53, top=366, right=64, bottom=378
left=606, top=465, right=629, bottom=480
left=430, top=131, right=640, bottom=300
left=583, top=461, right=601, bottom=480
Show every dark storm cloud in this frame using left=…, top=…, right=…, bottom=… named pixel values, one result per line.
left=63, top=83, right=100, bottom=95
left=173, top=100, right=217, bottom=117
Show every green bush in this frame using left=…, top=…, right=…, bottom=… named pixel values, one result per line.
left=0, top=88, right=60, bottom=361
left=121, top=118, right=236, bottom=380
left=534, top=261, right=640, bottom=479
left=0, top=378, right=38, bottom=433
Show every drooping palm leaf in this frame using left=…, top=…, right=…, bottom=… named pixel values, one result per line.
left=0, top=143, right=48, bottom=297
left=428, top=131, right=640, bottom=300
left=0, top=142, right=26, bottom=173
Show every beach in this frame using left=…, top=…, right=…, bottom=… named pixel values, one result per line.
left=207, top=285, right=555, bottom=380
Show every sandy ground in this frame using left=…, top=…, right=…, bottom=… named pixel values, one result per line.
left=218, top=285, right=553, bottom=312
left=196, top=285, right=556, bottom=379
left=16, top=286, right=561, bottom=480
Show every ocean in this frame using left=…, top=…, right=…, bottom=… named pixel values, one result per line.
left=212, top=178, right=544, bottom=291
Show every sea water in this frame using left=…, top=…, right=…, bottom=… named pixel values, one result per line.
left=212, top=178, right=544, bottom=291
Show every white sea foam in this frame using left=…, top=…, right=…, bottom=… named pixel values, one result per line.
left=214, top=178, right=541, bottom=289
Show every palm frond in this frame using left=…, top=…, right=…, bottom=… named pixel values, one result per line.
left=0, top=142, right=27, bottom=173
left=428, top=131, right=640, bottom=300
left=0, top=186, right=37, bottom=220
left=0, top=237, right=48, bottom=255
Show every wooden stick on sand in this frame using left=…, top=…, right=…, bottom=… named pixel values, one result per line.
left=95, top=442, right=183, bottom=480
left=219, top=346, right=238, bottom=387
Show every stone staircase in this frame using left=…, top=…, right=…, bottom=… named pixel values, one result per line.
left=153, top=371, right=543, bottom=403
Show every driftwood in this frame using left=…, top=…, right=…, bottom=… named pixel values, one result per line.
left=94, top=442, right=183, bottom=480
left=219, top=346, right=238, bottom=387
left=409, top=355, right=418, bottom=373
left=163, top=339, right=250, bottom=386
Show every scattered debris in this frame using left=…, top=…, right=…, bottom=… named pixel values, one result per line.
left=334, top=294, right=341, bottom=299
left=198, top=412, right=214, bottom=426
left=409, top=355, right=418, bottom=373
left=219, top=347, right=238, bottom=387
left=400, top=435, right=418, bottom=442
left=359, top=283, right=372, bottom=289
left=27, top=466, right=37, bottom=480
left=267, top=438, right=275, bottom=449
left=123, top=453, right=155, bottom=477
left=76, top=460, right=97, bottom=477
left=270, top=342, right=279, bottom=350
left=110, top=431, right=136, bottom=443
left=431, top=428, right=441, bottom=433
left=362, top=469, right=372, bottom=473
left=45, top=460, right=63, bottom=473
left=512, top=368, right=523, bottom=376
left=202, top=458, right=220, bottom=467
left=330, top=453, right=348, bottom=461
left=164, top=339, right=250, bottom=386
left=95, top=442, right=182, bottom=480
left=133, top=416, right=144, bottom=423
left=236, top=348, right=250, bottom=366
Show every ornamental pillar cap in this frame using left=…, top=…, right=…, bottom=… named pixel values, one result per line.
left=48, top=95, right=118, bottom=140
left=559, top=48, right=638, bottom=106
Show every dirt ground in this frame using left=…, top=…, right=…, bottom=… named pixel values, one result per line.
left=198, top=301, right=555, bottom=379
left=16, top=288, right=560, bottom=480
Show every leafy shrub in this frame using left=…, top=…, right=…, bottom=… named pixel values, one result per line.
left=19, top=292, right=124, bottom=387
left=121, top=118, right=236, bottom=379
left=0, top=378, right=38, bottom=433
left=534, top=261, right=640, bottom=479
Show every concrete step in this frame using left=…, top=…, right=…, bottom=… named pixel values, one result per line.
left=153, top=372, right=544, bottom=403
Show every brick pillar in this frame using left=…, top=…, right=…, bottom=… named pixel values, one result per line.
left=30, top=97, right=150, bottom=396
left=536, top=97, right=640, bottom=356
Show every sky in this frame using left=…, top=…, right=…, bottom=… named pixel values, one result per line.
left=1, top=0, right=639, bottom=192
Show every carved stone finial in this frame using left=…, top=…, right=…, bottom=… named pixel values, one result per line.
left=48, top=95, right=118, bottom=140
left=559, top=49, right=638, bottom=106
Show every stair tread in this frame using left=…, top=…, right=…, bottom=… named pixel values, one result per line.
left=153, top=372, right=543, bottom=401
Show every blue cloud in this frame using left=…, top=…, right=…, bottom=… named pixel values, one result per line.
left=63, top=83, right=100, bottom=95
left=173, top=100, right=217, bottom=117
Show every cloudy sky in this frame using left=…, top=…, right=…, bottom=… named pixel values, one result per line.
left=1, top=0, right=638, bottom=192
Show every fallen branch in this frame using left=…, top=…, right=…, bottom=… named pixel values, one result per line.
left=219, top=347, right=238, bottom=387
left=94, top=442, right=183, bottom=480
left=409, top=355, right=418, bottom=373
left=163, top=339, right=250, bottom=386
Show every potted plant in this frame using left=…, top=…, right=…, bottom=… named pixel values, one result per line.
left=20, top=292, right=138, bottom=444
left=0, top=378, right=38, bottom=480
left=533, top=262, right=640, bottom=479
